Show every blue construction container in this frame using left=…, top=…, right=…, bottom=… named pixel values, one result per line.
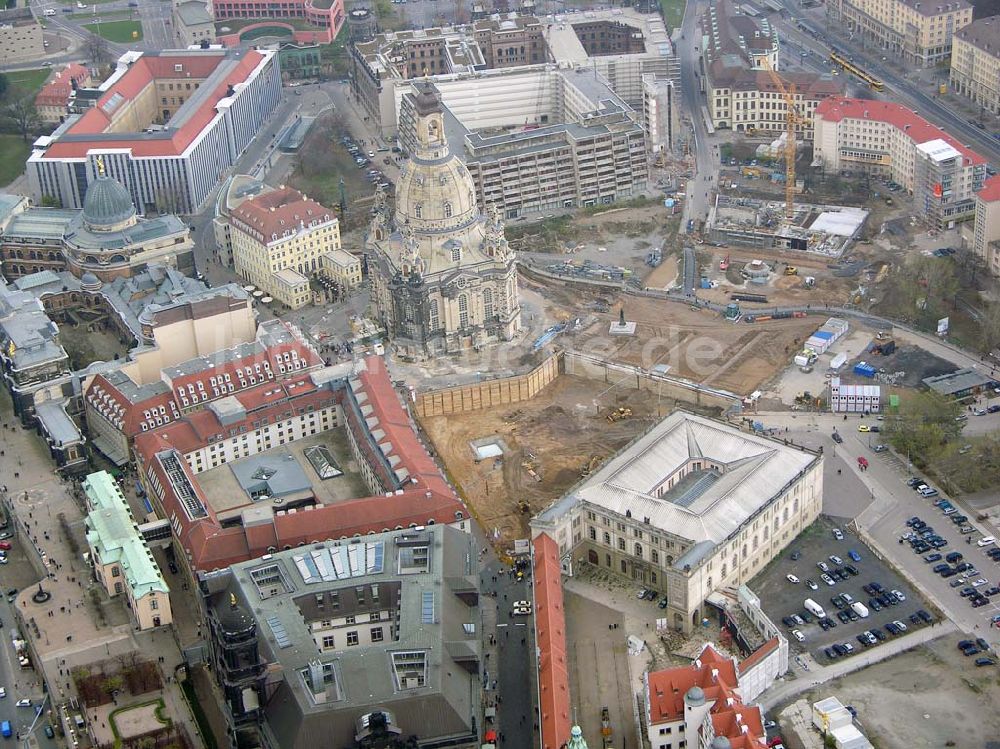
left=853, top=363, right=876, bottom=378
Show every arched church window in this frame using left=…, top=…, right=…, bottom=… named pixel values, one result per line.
left=483, top=288, right=493, bottom=320
left=414, top=204, right=422, bottom=218
left=458, top=294, right=469, bottom=329
left=444, top=202, right=453, bottom=219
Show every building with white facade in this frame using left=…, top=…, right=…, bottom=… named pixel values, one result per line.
left=814, top=97, right=987, bottom=227
left=643, top=643, right=768, bottom=749
left=83, top=470, right=173, bottom=631
left=351, top=9, right=676, bottom=137
left=531, top=411, right=823, bottom=633
left=973, top=174, right=1000, bottom=276
left=26, top=48, right=282, bottom=215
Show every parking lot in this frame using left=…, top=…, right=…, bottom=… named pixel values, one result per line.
left=751, top=516, right=936, bottom=665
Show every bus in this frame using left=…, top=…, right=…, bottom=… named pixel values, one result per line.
left=829, top=51, right=885, bottom=92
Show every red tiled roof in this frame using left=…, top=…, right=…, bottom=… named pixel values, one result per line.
left=134, top=356, right=467, bottom=572
left=35, top=63, right=91, bottom=108
left=645, top=644, right=767, bottom=748
left=230, top=186, right=336, bottom=245
left=534, top=533, right=571, bottom=749
left=815, top=97, right=987, bottom=166
left=978, top=174, right=1000, bottom=203
left=737, top=637, right=779, bottom=674
left=45, top=51, right=267, bottom=160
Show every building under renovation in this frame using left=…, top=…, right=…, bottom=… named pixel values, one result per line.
left=707, top=195, right=868, bottom=256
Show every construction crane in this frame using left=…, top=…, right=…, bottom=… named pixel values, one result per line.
left=762, top=57, right=804, bottom=222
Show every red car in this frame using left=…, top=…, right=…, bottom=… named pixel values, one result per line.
left=768, top=739, right=785, bottom=749
left=0, top=542, right=12, bottom=551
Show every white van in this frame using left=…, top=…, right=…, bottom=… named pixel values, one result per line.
left=851, top=601, right=869, bottom=619
left=977, top=536, right=996, bottom=547
left=43, top=8, right=55, bottom=15
left=804, top=598, right=826, bottom=619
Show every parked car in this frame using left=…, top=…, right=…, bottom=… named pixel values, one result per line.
left=848, top=550, right=862, bottom=562
left=829, top=555, right=844, bottom=565
left=832, top=528, right=844, bottom=541
left=786, top=574, right=800, bottom=584
left=821, top=574, right=835, bottom=586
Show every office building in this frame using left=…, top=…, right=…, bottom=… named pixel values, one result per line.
left=644, top=644, right=767, bottom=749
left=203, top=525, right=481, bottom=749
left=950, top=16, right=1000, bottom=114
left=229, top=186, right=341, bottom=310
left=212, top=0, right=345, bottom=38
left=814, top=97, right=987, bottom=227
left=172, top=1, right=216, bottom=48
left=368, top=82, right=522, bottom=358
left=827, top=0, right=971, bottom=67
left=0, top=8, right=43, bottom=66
left=702, top=0, right=779, bottom=72
left=26, top=48, right=282, bottom=215
left=83, top=470, right=173, bottom=631
left=531, top=411, right=823, bottom=634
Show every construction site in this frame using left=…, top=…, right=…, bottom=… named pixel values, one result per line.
left=706, top=195, right=869, bottom=256
left=419, top=374, right=678, bottom=542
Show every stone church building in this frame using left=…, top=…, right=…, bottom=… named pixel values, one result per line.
left=366, top=81, right=521, bottom=359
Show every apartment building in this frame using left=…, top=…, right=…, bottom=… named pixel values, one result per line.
left=950, top=16, right=1000, bottom=114
left=35, top=64, right=93, bottom=126
left=212, top=0, right=345, bottom=38
left=83, top=471, right=172, bottom=631
left=814, top=97, right=987, bottom=227
left=395, top=68, right=649, bottom=218
left=229, top=186, right=341, bottom=310
left=706, top=61, right=842, bottom=136
left=973, top=176, right=1000, bottom=276
left=827, top=0, right=972, bottom=66
left=353, top=9, right=676, bottom=137
left=702, top=0, right=779, bottom=72
left=531, top=411, right=823, bottom=634
left=350, top=16, right=548, bottom=134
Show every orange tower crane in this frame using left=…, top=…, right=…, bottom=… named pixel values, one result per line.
left=762, top=57, right=805, bottom=222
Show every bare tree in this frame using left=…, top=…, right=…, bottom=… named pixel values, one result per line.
left=3, top=88, right=39, bottom=142
left=84, top=34, right=111, bottom=68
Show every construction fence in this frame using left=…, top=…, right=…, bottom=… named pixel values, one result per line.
left=412, top=352, right=560, bottom=418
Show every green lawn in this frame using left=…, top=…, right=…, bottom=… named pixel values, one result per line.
left=0, top=135, right=32, bottom=188
left=660, top=0, right=686, bottom=27
left=5, top=68, right=51, bottom=97
left=83, top=19, right=141, bottom=42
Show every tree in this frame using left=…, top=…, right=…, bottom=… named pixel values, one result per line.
left=980, top=304, right=1000, bottom=354
left=3, top=89, right=39, bottom=142
left=893, top=254, right=959, bottom=325
left=0, top=73, right=8, bottom=102
left=882, top=390, right=961, bottom=465
left=83, top=33, right=111, bottom=67
left=40, top=194, right=61, bottom=208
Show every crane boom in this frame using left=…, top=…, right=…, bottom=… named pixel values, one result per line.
left=762, top=58, right=801, bottom=222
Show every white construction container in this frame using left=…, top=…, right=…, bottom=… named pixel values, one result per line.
left=829, top=352, right=848, bottom=370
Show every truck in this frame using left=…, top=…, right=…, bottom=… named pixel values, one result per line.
left=794, top=350, right=818, bottom=368
left=851, top=601, right=870, bottom=619
left=804, top=598, right=826, bottom=619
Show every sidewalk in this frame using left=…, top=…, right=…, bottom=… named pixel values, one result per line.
left=759, top=619, right=956, bottom=710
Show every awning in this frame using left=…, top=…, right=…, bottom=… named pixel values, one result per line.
left=91, top=435, right=129, bottom=466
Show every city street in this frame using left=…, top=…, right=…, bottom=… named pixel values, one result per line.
left=677, top=0, right=717, bottom=228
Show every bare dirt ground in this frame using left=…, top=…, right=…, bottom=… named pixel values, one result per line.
left=420, top=375, right=675, bottom=542
left=781, top=633, right=1000, bottom=749
left=567, top=296, right=818, bottom=393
